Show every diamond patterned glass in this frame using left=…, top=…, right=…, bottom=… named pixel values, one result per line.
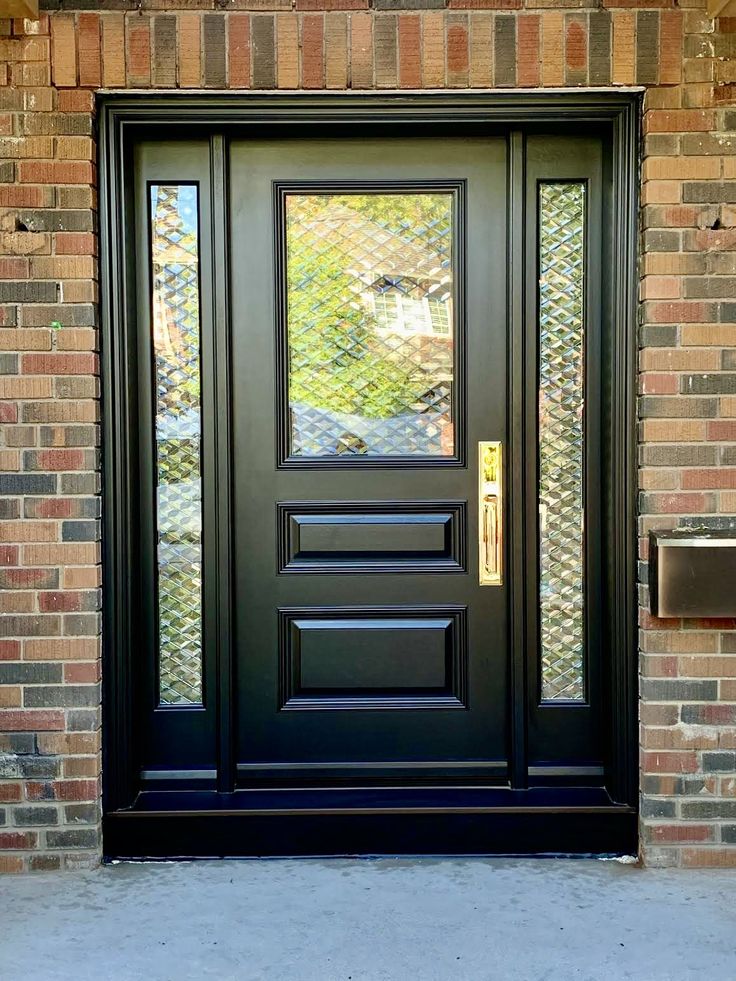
left=284, top=192, right=455, bottom=458
left=150, top=184, right=203, bottom=705
left=538, top=182, right=586, bottom=702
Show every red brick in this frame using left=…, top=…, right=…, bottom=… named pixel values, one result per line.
left=22, top=353, right=98, bottom=376
left=446, top=16, right=469, bottom=86
left=398, top=15, right=421, bottom=89
left=659, top=10, right=682, bottom=87
left=565, top=16, right=586, bottom=73
left=64, top=662, right=100, bottom=684
left=707, top=421, right=736, bottom=441
left=228, top=13, right=250, bottom=88
left=57, top=89, right=95, bottom=113
left=127, top=18, right=151, bottom=87
left=646, top=301, right=714, bottom=324
left=0, top=832, right=36, bottom=850
left=18, top=161, right=94, bottom=185
left=640, top=373, right=678, bottom=395
left=642, top=752, right=699, bottom=774
left=39, top=591, right=82, bottom=613
left=650, top=825, right=713, bottom=843
left=77, top=13, right=101, bottom=88
left=517, top=15, right=540, bottom=88
left=0, top=546, right=19, bottom=566
left=682, top=470, right=736, bottom=490
left=54, top=780, right=99, bottom=802
left=0, top=185, right=52, bottom=208
left=0, top=710, right=65, bottom=731
left=0, top=783, right=22, bottom=803
left=302, top=14, right=324, bottom=89
left=55, top=233, right=96, bottom=256
left=645, top=109, right=714, bottom=133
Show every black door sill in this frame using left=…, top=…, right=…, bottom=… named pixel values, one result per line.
left=104, top=787, right=637, bottom=858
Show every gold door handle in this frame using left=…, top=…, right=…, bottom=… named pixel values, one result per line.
left=479, top=441, right=502, bottom=586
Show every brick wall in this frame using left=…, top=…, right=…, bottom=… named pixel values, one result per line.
left=0, top=0, right=734, bottom=870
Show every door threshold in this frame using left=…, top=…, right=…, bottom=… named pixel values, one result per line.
left=104, top=787, right=637, bottom=858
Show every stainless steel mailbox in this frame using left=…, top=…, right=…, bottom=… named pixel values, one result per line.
left=649, top=530, right=736, bottom=618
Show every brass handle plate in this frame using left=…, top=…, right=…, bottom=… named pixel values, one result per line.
left=479, top=441, right=502, bottom=586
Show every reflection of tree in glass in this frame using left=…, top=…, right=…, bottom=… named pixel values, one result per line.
left=151, top=185, right=201, bottom=420
left=286, top=193, right=452, bottom=422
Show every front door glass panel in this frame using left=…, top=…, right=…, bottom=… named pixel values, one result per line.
left=283, top=191, right=456, bottom=459
left=149, top=183, right=203, bottom=706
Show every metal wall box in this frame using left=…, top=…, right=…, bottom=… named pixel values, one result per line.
left=649, top=530, right=736, bottom=618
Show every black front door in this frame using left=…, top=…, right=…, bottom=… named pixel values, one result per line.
left=230, top=138, right=509, bottom=785
left=104, top=109, right=637, bottom=857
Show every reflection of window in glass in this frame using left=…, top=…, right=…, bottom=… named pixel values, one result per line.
left=428, top=298, right=450, bottom=335
left=370, top=291, right=452, bottom=337
left=150, top=183, right=203, bottom=706
left=373, top=291, right=399, bottom=330
left=538, top=182, right=586, bottom=703
left=285, top=192, right=455, bottom=458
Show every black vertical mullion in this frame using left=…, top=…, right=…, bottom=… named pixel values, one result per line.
left=210, top=134, right=235, bottom=795
left=508, top=129, right=528, bottom=790
left=523, top=156, right=542, bottom=764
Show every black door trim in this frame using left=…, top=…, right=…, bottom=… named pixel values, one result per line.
left=99, top=92, right=640, bottom=856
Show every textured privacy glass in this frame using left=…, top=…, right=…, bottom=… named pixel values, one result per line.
left=538, top=182, right=586, bottom=702
left=150, top=184, right=203, bottom=705
left=284, top=193, right=455, bottom=457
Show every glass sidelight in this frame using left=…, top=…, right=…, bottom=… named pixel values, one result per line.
left=149, top=183, right=204, bottom=706
left=538, top=182, right=586, bottom=703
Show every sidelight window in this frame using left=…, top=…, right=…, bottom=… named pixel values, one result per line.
left=149, top=183, right=204, bottom=706
left=538, top=182, right=586, bottom=703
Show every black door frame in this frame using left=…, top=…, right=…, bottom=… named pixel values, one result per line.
left=99, top=92, right=640, bottom=857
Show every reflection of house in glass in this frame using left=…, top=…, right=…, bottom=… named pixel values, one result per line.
left=286, top=194, right=455, bottom=457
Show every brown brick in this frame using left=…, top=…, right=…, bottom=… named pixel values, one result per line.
left=50, top=13, right=76, bottom=88
left=24, top=638, right=98, bottom=661
left=469, top=12, right=492, bottom=87
left=420, top=11, right=443, bottom=88
left=541, top=11, right=564, bottom=86
left=611, top=9, right=635, bottom=85
left=325, top=13, right=348, bottom=89
left=350, top=11, right=373, bottom=88
left=179, top=13, right=202, bottom=89
left=682, top=849, right=736, bottom=868
left=374, top=14, right=398, bottom=88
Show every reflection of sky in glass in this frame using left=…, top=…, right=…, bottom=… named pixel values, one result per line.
left=175, top=185, right=197, bottom=237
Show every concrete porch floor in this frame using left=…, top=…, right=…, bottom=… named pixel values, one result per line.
left=2, top=858, right=736, bottom=980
